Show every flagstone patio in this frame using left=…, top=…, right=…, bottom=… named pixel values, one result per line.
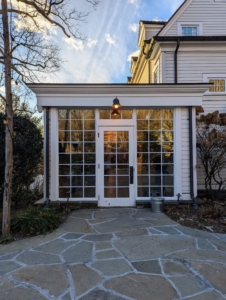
left=0, top=208, right=226, bottom=300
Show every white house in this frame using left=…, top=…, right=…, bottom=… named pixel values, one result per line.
left=28, top=0, right=226, bottom=207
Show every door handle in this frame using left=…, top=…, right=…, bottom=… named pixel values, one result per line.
left=130, top=166, right=134, bottom=184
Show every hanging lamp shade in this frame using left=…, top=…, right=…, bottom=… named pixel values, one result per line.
left=111, top=109, right=120, bottom=116
left=111, top=97, right=122, bottom=109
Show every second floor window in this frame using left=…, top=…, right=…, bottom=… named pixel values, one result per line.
left=182, top=26, right=198, bottom=36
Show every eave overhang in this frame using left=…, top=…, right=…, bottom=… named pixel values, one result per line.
left=28, top=83, right=211, bottom=108
left=154, top=36, right=226, bottom=42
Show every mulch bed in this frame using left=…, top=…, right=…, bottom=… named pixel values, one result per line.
left=164, top=200, right=226, bottom=234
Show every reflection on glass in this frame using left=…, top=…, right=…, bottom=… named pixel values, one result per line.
left=137, top=120, right=148, bottom=130
left=117, top=176, right=129, bottom=186
left=71, top=120, right=83, bottom=131
left=149, top=132, right=161, bottom=141
left=84, top=165, right=95, bottom=175
left=137, top=142, right=148, bottom=152
left=84, top=110, right=95, bottom=119
left=58, top=110, right=70, bottom=120
left=100, top=110, right=110, bottom=119
left=162, top=120, right=173, bottom=130
left=137, top=110, right=148, bottom=119
left=136, top=109, right=174, bottom=198
left=71, top=110, right=83, bottom=119
left=150, top=153, right=161, bottom=164
left=105, top=176, right=116, bottom=186
left=137, top=164, right=148, bottom=174
left=59, top=143, right=70, bottom=153
left=71, top=154, right=83, bottom=163
left=84, top=188, right=95, bottom=197
left=117, top=132, right=129, bottom=142
left=84, top=176, right=95, bottom=186
left=59, top=154, right=70, bottom=164
left=59, top=188, right=69, bottom=198
left=84, top=132, right=95, bottom=141
left=163, top=187, right=174, bottom=197
left=117, top=165, right=129, bottom=175
left=71, top=132, right=83, bottom=142
left=59, top=165, right=70, bottom=175
left=117, top=142, right=128, bottom=152
left=137, top=153, right=148, bottom=164
left=150, top=109, right=161, bottom=119
left=149, top=120, right=161, bottom=130
left=137, top=131, right=148, bottom=141
left=111, top=110, right=121, bottom=119
left=71, top=165, right=83, bottom=175
left=162, top=153, right=173, bottom=163
left=163, top=176, right=174, bottom=185
left=72, top=188, right=83, bottom=198
left=117, top=154, right=129, bottom=164
left=137, top=186, right=149, bottom=197
left=84, top=143, right=95, bottom=152
left=105, top=188, right=116, bottom=198
left=162, top=109, right=173, bottom=119
left=71, top=142, right=83, bottom=153
left=138, top=176, right=149, bottom=185
left=59, top=177, right=70, bottom=187
left=162, top=131, right=173, bottom=141
left=84, top=154, right=96, bottom=163
left=118, top=188, right=129, bottom=198
left=84, top=120, right=95, bottom=130
left=72, top=176, right=83, bottom=186
left=150, top=176, right=161, bottom=186
left=162, top=142, right=174, bottom=152
left=59, top=120, right=70, bottom=131
left=59, top=131, right=70, bottom=142
left=122, top=110, right=133, bottom=119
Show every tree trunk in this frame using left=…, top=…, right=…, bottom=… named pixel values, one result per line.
left=2, top=0, right=13, bottom=236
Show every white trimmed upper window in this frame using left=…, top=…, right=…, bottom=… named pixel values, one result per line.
left=203, top=74, right=226, bottom=93
left=177, top=22, right=203, bottom=36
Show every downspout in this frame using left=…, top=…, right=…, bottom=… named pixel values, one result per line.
left=44, top=107, right=50, bottom=207
left=189, top=107, right=198, bottom=209
left=174, top=39, right=180, bottom=83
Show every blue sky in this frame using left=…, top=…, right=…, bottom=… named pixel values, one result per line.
left=54, top=0, right=184, bottom=84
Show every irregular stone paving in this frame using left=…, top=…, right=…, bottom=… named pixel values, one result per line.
left=0, top=208, right=226, bottom=300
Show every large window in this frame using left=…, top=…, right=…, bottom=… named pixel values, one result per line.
left=203, top=74, right=226, bottom=93
left=182, top=26, right=198, bottom=36
left=137, top=109, right=174, bottom=197
left=58, top=110, right=96, bottom=198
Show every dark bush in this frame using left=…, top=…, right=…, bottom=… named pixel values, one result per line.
left=11, top=205, right=65, bottom=236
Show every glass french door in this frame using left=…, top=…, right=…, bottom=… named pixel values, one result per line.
left=99, top=127, right=135, bottom=206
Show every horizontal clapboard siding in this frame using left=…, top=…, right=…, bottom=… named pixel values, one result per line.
left=165, top=0, right=226, bottom=36
left=165, top=51, right=226, bottom=84
left=181, top=108, right=190, bottom=194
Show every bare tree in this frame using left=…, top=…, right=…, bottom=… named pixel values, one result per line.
left=196, top=110, right=226, bottom=201
left=1, top=0, right=99, bottom=236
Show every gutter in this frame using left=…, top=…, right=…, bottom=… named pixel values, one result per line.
left=174, top=39, right=180, bottom=83
left=44, top=107, right=50, bottom=207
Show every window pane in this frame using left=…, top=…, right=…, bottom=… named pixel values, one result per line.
left=59, top=131, right=70, bottom=142
left=59, top=165, right=70, bottom=175
left=84, top=120, right=95, bottom=130
left=59, top=154, right=70, bottom=164
left=122, top=110, right=133, bottom=119
left=72, top=176, right=83, bottom=186
left=137, top=131, right=148, bottom=141
left=59, top=143, right=70, bottom=153
left=137, top=120, right=148, bottom=130
left=84, top=110, right=95, bottom=119
left=59, top=176, right=70, bottom=187
left=85, top=188, right=95, bottom=197
left=100, top=110, right=110, bottom=119
left=137, top=110, right=148, bottom=119
left=149, top=120, right=161, bottom=130
left=71, top=110, right=83, bottom=119
left=84, top=132, right=95, bottom=141
left=71, top=120, right=83, bottom=131
left=71, top=132, right=83, bottom=142
left=138, top=186, right=149, bottom=197
left=118, top=188, right=129, bottom=198
left=58, top=110, right=70, bottom=120
left=59, top=120, right=70, bottom=131
left=137, top=153, right=148, bottom=164
left=150, top=109, right=161, bottom=119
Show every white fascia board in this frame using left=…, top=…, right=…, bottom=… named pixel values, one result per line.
left=158, top=0, right=193, bottom=36
left=36, top=94, right=203, bottom=107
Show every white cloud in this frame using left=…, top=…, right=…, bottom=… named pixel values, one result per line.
left=128, top=23, right=139, bottom=33
left=128, top=0, right=139, bottom=8
left=87, top=39, right=98, bottom=48
left=105, top=33, right=116, bottom=45
left=127, top=50, right=140, bottom=62
left=64, top=37, right=84, bottom=51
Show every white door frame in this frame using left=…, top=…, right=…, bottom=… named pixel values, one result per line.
left=98, top=126, right=135, bottom=207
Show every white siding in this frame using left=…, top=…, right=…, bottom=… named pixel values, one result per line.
left=164, top=51, right=226, bottom=83
left=181, top=108, right=190, bottom=196
left=164, top=0, right=226, bottom=36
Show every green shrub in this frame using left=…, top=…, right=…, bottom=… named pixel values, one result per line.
left=11, top=205, right=64, bottom=236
